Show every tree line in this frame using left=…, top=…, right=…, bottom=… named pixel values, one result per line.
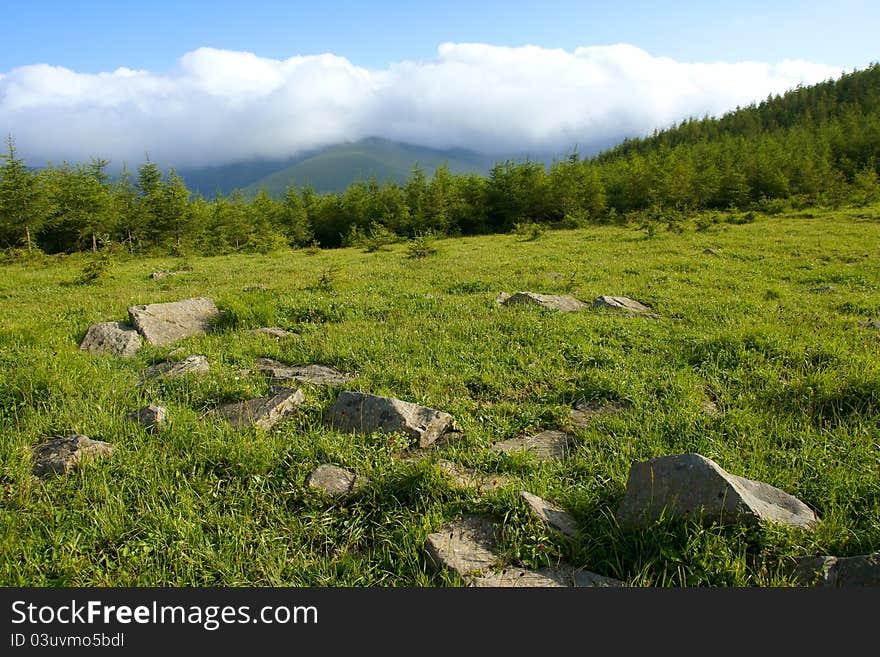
left=1, top=64, right=878, bottom=256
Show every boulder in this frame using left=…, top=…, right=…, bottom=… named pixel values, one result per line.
left=795, top=554, right=880, bottom=587
left=124, top=404, right=166, bottom=433
left=325, top=391, right=454, bottom=448
left=31, top=434, right=114, bottom=477
left=593, top=295, right=652, bottom=314
left=616, top=453, right=819, bottom=529
left=249, top=327, right=295, bottom=339
left=520, top=491, right=580, bottom=539
left=306, top=464, right=364, bottom=496
left=491, top=430, right=572, bottom=461
left=255, top=358, right=351, bottom=386
left=499, top=292, right=587, bottom=312
left=79, top=321, right=141, bottom=357
left=425, top=516, right=500, bottom=579
left=217, top=387, right=305, bottom=430
left=128, top=297, right=219, bottom=346
left=437, top=460, right=513, bottom=493
left=143, top=355, right=209, bottom=381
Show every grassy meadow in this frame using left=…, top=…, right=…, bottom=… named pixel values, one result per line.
left=1, top=204, right=878, bottom=586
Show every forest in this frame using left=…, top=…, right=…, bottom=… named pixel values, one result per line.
left=1, top=64, right=878, bottom=256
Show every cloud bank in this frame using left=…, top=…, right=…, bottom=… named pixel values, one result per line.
left=0, top=43, right=842, bottom=167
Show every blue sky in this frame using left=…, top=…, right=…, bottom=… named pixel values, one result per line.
left=2, top=1, right=877, bottom=166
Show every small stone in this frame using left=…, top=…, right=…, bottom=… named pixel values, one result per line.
left=520, top=491, right=580, bottom=539
left=425, top=516, right=500, bottom=580
left=150, top=270, right=172, bottom=280
left=570, top=398, right=631, bottom=427
left=702, top=248, right=718, bottom=256
left=124, top=404, right=166, bottom=433
left=616, top=453, right=819, bottom=530
left=325, top=391, right=454, bottom=448
left=593, top=295, right=652, bottom=314
left=249, top=327, right=294, bottom=339
left=128, top=297, right=219, bottom=346
left=255, top=358, right=351, bottom=386
left=437, top=461, right=513, bottom=493
left=858, top=320, right=880, bottom=330
left=31, top=434, right=114, bottom=477
left=143, top=355, right=209, bottom=380
left=79, top=321, right=142, bottom=357
left=795, top=554, right=880, bottom=587
left=701, top=399, right=721, bottom=417
left=809, top=286, right=836, bottom=293
left=242, top=285, right=268, bottom=292
left=306, top=464, right=364, bottom=496
left=500, top=292, right=587, bottom=312
left=491, top=430, right=573, bottom=461
left=217, top=387, right=305, bottom=430
left=495, top=292, right=511, bottom=305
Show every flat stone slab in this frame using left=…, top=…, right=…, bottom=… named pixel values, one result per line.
left=795, top=554, right=880, bottom=587
left=425, top=516, right=500, bottom=580
left=499, top=292, right=587, bottom=312
left=255, top=358, right=351, bottom=386
left=471, top=566, right=624, bottom=588
left=593, top=295, right=652, bottom=314
left=325, top=391, right=454, bottom=448
left=307, top=464, right=364, bottom=496
left=217, top=387, right=304, bottom=430
left=491, top=430, right=573, bottom=461
left=437, top=461, right=513, bottom=493
left=249, top=327, right=295, bottom=339
left=79, top=321, right=141, bottom=357
left=124, top=404, right=166, bottom=433
left=570, top=398, right=631, bottom=427
left=128, top=297, right=219, bottom=346
left=143, top=355, right=209, bottom=380
left=520, top=491, right=580, bottom=539
left=616, top=453, right=819, bottom=530
left=31, top=434, right=114, bottom=477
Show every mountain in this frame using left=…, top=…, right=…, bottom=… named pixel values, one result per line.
left=178, top=137, right=505, bottom=197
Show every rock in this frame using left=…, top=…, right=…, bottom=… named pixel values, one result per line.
left=128, top=297, right=219, bottom=346
left=255, top=358, right=351, bottom=386
left=79, top=321, right=142, bottom=357
left=471, top=566, right=624, bottom=588
left=150, top=270, right=172, bottom=280
left=325, top=391, right=454, bottom=448
left=593, top=295, right=652, bottom=314
left=143, top=355, right=209, bottom=380
left=616, top=453, right=819, bottom=530
left=491, top=430, right=573, bottom=461
left=520, top=491, right=580, bottom=539
left=31, top=434, right=114, bottom=477
left=217, top=387, right=305, bottom=430
left=858, top=320, right=880, bottom=330
left=499, top=292, right=587, bottom=312
left=425, top=516, right=500, bottom=579
left=702, top=248, right=718, bottom=256
left=701, top=399, right=721, bottom=417
left=242, top=285, right=267, bottom=292
left=437, top=461, right=513, bottom=493
left=124, top=404, right=166, bottom=433
left=809, top=285, right=836, bottom=293
left=795, top=554, right=880, bottom=587
left=249, top=327, right=295, bottom=339
left=495, top=292, right=511, bottom=305
left=570, top=398, right=631, bottom=428
left=306, top=464, right=364, bottom=496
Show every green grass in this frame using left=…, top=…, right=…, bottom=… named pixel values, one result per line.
left=1, top=204, right=879, bottom=586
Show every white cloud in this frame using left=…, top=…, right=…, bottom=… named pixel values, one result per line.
left=0, top=44, right=842, bottom=167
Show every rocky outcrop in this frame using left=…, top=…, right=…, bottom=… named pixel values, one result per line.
left=128, top=297, right=219, bottom=346
left=795, top=554, right=880, bottom=587
left=255, top=358, right=351, bottom=386
left=31, top=435, right=114, bottom=477
left=593, top=296, right=653, bottom=314
left=79, top=321, right=141, bottom=357
left=499, top=292, right=587, bottom=312
left=143, top=355, right=209, bottom=380
left=217, top=387, right=304, bottom=430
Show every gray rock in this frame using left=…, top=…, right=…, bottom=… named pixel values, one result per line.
left=437, top=460, right=513, bottom=493
left=495, top=292, right=511, bottom=305
left=242, top=285, right=267, bottom=292
left=470, top=564, right=623, bottom=587
left=616, top=453, right=819, bottom=530
left=143, top=355, right=209, bottom=380
left=795, top=554, right=880, bottom=587
left=124, top=404, right=166, bottom=433
left=325, top=391, right=454, bottom=448
left=500, top=291, right=587, bottom=312
left=217, top=387, right=305, bottom=430
left=255, top=358, right=351, bottom=386
left=520, top=491, right=580, bottom=539
left=570, top=398, right=631, bottom=427
left=809, top=285, right=836, bottom=293
left=858, top=320, right=880, bottom=330
left=425, top=516, right=500, bottom=580
left=702, top=248, right=718, bottom=256
left=128, top=297, right=219, bottom=346
left=150, top=270, right=172, bottom=280
left=491, top=430, right=573, bottom=461
left=593, top=295, right=652, bottom=314
left=249, top=327, right=295, bottom=339
left=306, top=464, right=364, bottom=496
left=31, top=434, right=114, bottom=477
left=79, top=321, right=142, bottom=357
